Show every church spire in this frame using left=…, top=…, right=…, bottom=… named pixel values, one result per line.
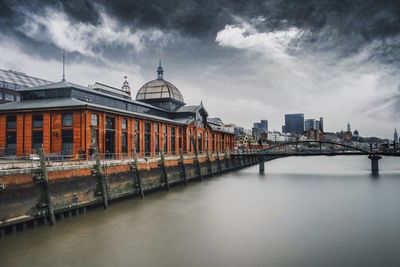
left=157, top=57, right=164, bottom=79
left=395, top=128, right=398, bottom=141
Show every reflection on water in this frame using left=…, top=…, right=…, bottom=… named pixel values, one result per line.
left=1, top=156, right=400, bottom=267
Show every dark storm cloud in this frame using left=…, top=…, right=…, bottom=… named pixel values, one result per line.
left=2, top=0, right=400, bottom=48
left=0, top=0, right=399, bottom=135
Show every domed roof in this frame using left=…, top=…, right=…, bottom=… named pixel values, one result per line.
left=136, top=61, right=184, bottom=104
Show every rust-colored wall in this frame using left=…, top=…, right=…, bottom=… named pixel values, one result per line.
left=0, top=108, right=235, bottom=157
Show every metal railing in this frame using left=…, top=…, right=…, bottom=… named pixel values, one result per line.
left=0, top=150, right=233, bottom=171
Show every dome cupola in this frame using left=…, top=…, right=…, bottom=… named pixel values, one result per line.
left=136, top=60, right=185, bottom=111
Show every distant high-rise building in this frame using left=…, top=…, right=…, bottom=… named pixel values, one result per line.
left=319, top=117, right=324, bottom=132
left=253, top=120, right=268, bottom=132
left=260, top=120, right=268, bottom=132
left=284, top=113, right=304, bottom=134
left=394, top=128, right=398, bottom=142
left=305, top=119, right=316, bottom=131
left=315, top=120, right=320, bottom=131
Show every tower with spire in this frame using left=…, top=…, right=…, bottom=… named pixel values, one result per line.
left=394, top=128, right=398, bottom=142
left=121, top=76, right=131, bottom=97
left=347, top=122, right=351, bottom=133
left=157, top=58, right=164, bottom=79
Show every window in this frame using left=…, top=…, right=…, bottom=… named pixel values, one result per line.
left=5, top=93, right=14, bottom=101
left=198, top=133, right=203, bottom=153
left=122, top=118, right=128, bottom=154
left=212, top=134, right=215, bottom=153
left=154, top=123, right=159, bottom=153
left=32, top=131, right=43, bottom=151
left=163, top=125, right=168, bottom=153
left=62, top=113, right=73, bottom=127
left=91, top=114, right=98, bottom=126
left=62, top=130, right=73, bottom=154
left=6, top=132, right=16, bottom=155
left=32, top=114, right=43, bottom=128
left=189, top=129, right=193, bottom=152
left=178, top=128, right=182, bottom=151
left=122, top=132, right=128, bottom=154
left=205, top=132, right=209, bottom=152
left=144, top=122, right=151, bottom=156
left=171, top=127, right=176, bottom=155
left=106, top=117, right=115, bottom=129
left=134, top=120, right=140, bottom=153
left=122, top=118, right=127, bottom=130
left=6, top=115, right=16, bottom=129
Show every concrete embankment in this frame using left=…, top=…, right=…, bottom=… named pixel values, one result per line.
left=0, top=153, right=259, bottom=237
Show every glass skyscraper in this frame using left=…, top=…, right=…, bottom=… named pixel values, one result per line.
left=284, top=113, right=304, bottom=134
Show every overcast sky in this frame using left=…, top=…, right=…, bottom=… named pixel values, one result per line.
left=0, top=0, right=399, bottom=138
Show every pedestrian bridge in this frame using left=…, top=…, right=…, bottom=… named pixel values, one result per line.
left=231, top=141, right=400, bottom=175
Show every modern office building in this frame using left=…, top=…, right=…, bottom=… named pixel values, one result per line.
left=0, top=62, right=234, bottom=156
left=260, top=120, right=268, bottom=132
left=305, top=119, right=316, bottom=131
left=283, top=113, right=304, bottom=135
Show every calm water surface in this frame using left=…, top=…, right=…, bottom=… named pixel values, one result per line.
left=1, top=156, right=400, bottom=267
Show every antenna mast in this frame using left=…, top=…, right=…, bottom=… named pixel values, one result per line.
left=62, top=49, right=66, bottom=82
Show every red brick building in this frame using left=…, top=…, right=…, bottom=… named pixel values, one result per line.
left=0, top=63, right=234, bottom=157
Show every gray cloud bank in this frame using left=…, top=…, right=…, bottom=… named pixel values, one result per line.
left=0, top=0, right=399, bottom=137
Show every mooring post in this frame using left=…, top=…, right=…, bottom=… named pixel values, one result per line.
left=206, top=149, right=213, bottom=177
left=159, top=150, right=170, bottom=190
left=259, top=154, right=265, bottom=173
left=131, top=151, right=144, bottom=198
left=216, top=151, right=223, bottom=174
left=179, top=149, right=188, bottom=185
left=37, top=147, right=56, bottom=225
left=225, top=150, right=231, bottom=171
left=90, top=126, right=108, bottom=209
left=191, top=136, right=202, bottom=181
left=368, top=154, right=382, bottom=176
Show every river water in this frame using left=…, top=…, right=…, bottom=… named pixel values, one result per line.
left=1, top=156, right=400, bottom=267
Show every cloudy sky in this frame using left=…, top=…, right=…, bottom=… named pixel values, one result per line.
left=0, top=0, right=399, bottom=138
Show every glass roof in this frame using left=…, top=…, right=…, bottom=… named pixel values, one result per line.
left=0, top=69, right=52, bottom=90
left=136, top=79, right=184, bottom=103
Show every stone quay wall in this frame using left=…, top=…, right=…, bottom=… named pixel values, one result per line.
left=0, top=153, right=259, bottom=237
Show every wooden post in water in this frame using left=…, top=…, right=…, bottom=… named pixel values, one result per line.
left=131, top=151, right=144, bottom=198
left=216, top=151, right=223, bottom=174
left=37, top=147, right=56, bottom=225
left=159, top=150, right=170, bottom=190
left=90, top=126, right=109, bottom=209
left=206, top=149, right=213, bottom=177
left=179, top=149, right=188, bottom=185
left=225, top=150, right=231, bottom=171
left=191, top=136, right=202, bottom=181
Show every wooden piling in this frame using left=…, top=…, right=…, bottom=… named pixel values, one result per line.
left=224, top=151, right=231, bottom=171
left=216, top=151, right=223, bottom=174
left=191, top=136, right=202, bottom=181
left=37, top=148, right=56, bottom=225
left=206, top=150, right=213, bottom=177
left=91, top=126, right=109, bottom=209
left=159, top=150, right=170, bottom=190
left=131, top=151, right=144, bottom=198
left=179, top=149, right=188, bottom=185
